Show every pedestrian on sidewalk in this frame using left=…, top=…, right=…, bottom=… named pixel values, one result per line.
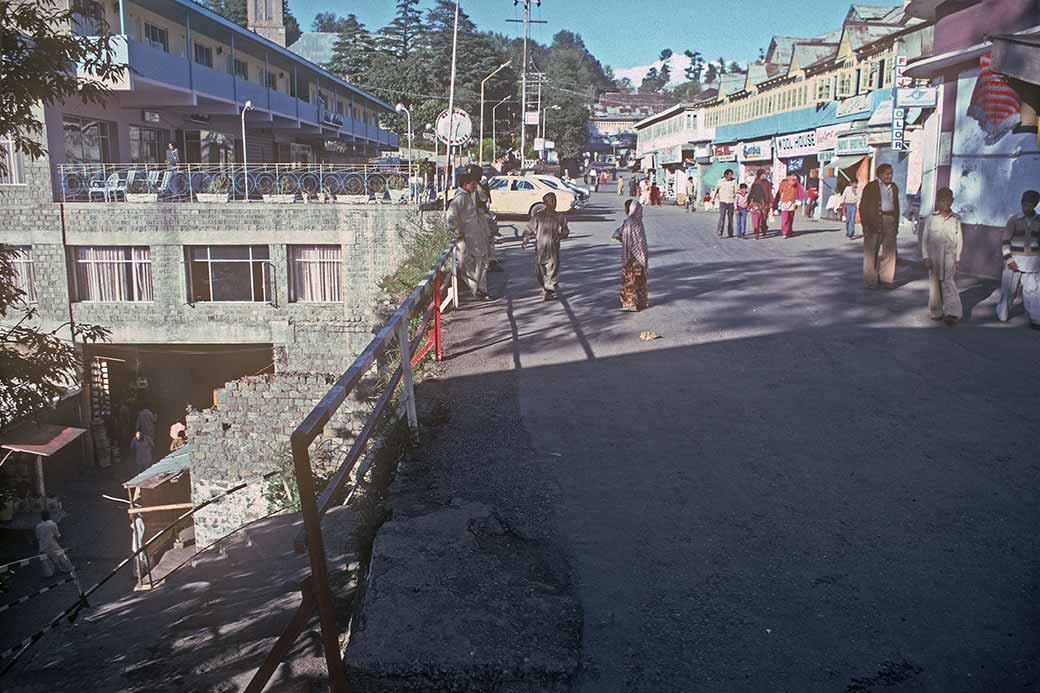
left=617, top=176, right=625, bottom=196
left=613, top=199, right=649, bottom=312
left=748, top=169, right=772, bottom=239
left=523, top=192, right=569, bottom=301
left=735, top=183, right=750, bottom=238
left=922, top=187, right=963, bottom=326
left=684, top=177, right=696, bottom=212
left=996, top=189, right=1040, bottom=328
left=860, top=163, right=901, bottom=289
left=774, top=170, right=802, bottom=238
left=639, top=176, right=651, bottom=206
left=36, top=510, right=73, bottom=578
left=447, top=169, right=491, bottom=300
left=842, top=181, right=861, bottom=239
left=650, top=181, right=662, bottom=206
left=713, top=169, right=738, bottom=238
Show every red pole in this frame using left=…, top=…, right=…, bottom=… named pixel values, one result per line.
left=433, top=271, right=443, bottom=361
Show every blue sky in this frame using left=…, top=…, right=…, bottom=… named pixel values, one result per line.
left=290, top=1, right=900, bottom=74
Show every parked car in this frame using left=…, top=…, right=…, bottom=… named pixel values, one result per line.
left=485, top=176, right=577, bottom=218
left=533, top=175, right=588, bottom=206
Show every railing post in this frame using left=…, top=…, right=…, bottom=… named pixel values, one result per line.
left=396, top=317, right=419, bottom=437
left=433, top=271, right=443, bottom=361
left=451, top=251, right=460, bottom=310
left=290, top=436, right=350, bottom=692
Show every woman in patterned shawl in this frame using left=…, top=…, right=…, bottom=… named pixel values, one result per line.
left=614, top=199, right=649, bottom=311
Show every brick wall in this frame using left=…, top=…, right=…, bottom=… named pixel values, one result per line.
left=185, top=372, right=370, bottom=545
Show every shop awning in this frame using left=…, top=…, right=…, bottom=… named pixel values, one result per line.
left=0, top=423, right=86, bottom=458
left=904, top=41, right=990, bottom=79
left=991, top=29, right=1040, bottom=86
left=124, top=444, right=191, bottom=490
left=831, top=155, right=868, bottom=181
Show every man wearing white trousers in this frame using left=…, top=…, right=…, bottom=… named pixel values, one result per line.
left=996, top=190, right=1040, bottom=329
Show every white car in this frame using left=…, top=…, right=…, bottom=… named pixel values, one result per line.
left=486, top=176, right=576, bottom=218
left=533, top=176, right=589, bottom=205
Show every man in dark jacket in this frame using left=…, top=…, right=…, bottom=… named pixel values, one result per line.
left=859, top=163, right=900, bottom=288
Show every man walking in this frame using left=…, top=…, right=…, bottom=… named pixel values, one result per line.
left=860, top=163, right=901, bottom=289
left=842, top=180, right=861, bottom=239
left=523, top=193, right=569, bottom=301
left=748, top=169, right=772, bottom=239
left=774, top=170, right=802, bottom=238
left=447, top=169, right=491, bottom=300
left=685, top=176, right=696, bottom=212
left=713, top=169, right=738, bottom=238
left=996, top=189, right=1040, bottom=328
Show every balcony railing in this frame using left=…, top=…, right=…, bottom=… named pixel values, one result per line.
left=57, top=163, right=429, bottom=203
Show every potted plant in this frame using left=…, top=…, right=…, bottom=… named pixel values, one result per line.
left=0, top=488, right=16, bottom=523
left=125, top=170, right=158, bottom=203
left=263, top=176, right=297, bottom=204
left=196, top=173, right=230, bottom=203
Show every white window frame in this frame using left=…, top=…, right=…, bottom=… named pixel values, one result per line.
left=187, top=245, right=271, bottom=303
left=0, top=139, right=26, bottom=186
left=9, top=245, right=37, bottom=303
left=72, top=246, right=153, bottom=302
left=143, top=22, right=169, bottom=53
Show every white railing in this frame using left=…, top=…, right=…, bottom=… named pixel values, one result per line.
left=57, top=163, right=435, bottom=204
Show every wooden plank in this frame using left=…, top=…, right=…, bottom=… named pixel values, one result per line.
left=126, top=502, right=195, bottom=515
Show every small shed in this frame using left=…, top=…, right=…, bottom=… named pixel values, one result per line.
left=0, top=423, right=87, bottom=529
left=123, top=444, right=193, bottom=587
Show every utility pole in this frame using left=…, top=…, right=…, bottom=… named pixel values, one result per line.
left=507, top=1, right=546, bottom=171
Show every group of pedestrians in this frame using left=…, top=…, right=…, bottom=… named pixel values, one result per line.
left=710, top=168, right=808, bottom=240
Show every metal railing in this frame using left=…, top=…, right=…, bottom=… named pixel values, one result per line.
left=245, top=244, right=458, bottom=693
left=57, top=163, right=428, bottom=203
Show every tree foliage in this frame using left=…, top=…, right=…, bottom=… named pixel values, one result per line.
left=0, top=247, right=109, bottom=429
left=312, top=12, right=350, bottom=33
left=0, top=0, right=125, bottom=166
left=327, top=14, right=377, bottom=83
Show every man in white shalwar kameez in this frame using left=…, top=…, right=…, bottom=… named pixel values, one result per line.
left=446, top=170, right=490, bottom=300
left=921, top=187, right=963, bottom=324
left=996, top=190, right=1040, bottom=328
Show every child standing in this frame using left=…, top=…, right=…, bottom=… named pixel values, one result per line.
left=921, top=187, right=963, bottom=325
left=735, top=183, right=750, bottom=238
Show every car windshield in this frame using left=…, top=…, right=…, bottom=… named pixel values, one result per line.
left=488, top=178, right=508, bottom=190
left=539, top=178, right=562, bottom=189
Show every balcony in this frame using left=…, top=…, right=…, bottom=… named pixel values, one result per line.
left=193, top=63, right=234, bottom=99
left=238, top=79, right=267, bottom=109
left=126, top=38, right=190, bottom=90
left=269, top=89, right=297, bottom=118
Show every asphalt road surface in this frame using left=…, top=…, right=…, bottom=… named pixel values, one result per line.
left=432, top=187, right=1040, bottom=693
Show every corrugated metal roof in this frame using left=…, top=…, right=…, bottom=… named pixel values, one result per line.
left=124, top=444, right=192, bottom=489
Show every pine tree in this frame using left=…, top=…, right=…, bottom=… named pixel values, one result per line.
left=380, top=0, right=424, bottom=59
left=683, top=50, right=704, bottom=83
left=327, top=15, right=376, bottom=83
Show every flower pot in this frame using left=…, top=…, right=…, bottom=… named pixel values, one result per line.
left=126, top=193, right=158, bottom=203
left=195, top=192, right=228, bottom=203
left=263, top=194, right=296, bottom=204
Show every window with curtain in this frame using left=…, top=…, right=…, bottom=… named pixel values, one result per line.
left=0, top=139, right=25, bottom=185
left=289, top=245, right=341, bottom=302
left=10, top=246, right=37, bottom=303
left=73, top=247, right=153, bottom=302
left=187, top=245, right=270, bottom=302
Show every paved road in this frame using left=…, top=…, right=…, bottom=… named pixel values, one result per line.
left=431, top=189, right=1040, bottom=692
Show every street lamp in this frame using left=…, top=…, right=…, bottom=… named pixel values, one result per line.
left=479, top=60, right=511, bottom=166
left=426, top=123, right=438, bottom=194
left=395, top=103, right=413, bottom=200
left=241, top=99, right=253, bottom=201
left=492, top=96, right=509, bottom=164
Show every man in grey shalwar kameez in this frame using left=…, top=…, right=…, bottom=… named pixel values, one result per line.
left=446, top=171, right=491, bottom=300
left=523, top=193, right=569, bottom=301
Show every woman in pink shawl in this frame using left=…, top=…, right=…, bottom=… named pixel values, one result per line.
left=613, top=199, right=649, bottom=311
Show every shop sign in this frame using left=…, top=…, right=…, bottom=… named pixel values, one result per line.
left=896, top=86, right=937, bottom=108
left=737, top=139, right=772, bottom=162
left=836, top=93, right=872, bottom=117
left=894, top=54, right=912, bottom=88
left=815, top=123, right=854, bottom=151
left=324, top=139, right=350, bottom=154
left=836, top=134, right=870, bottom=155
left=891, top=103, right=906, bottom=150
left=774, top=130, right=818, bottom=158
left=866, top=130, right=890, bottom=145
left=658, top=145, right=684, bottom=165
left=868, top=99, right=893, bottom=126
left=713, top=143, right=736, bottom=162
left=694, top=143, right=713, bottom=161
left=817, top=150, right=835, bottom=163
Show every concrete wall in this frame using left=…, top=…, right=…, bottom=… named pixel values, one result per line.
left=185, top=372, right=367, bottom=545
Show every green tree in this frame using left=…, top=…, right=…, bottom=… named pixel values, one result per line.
left=312, top=12, right=349, bottom=33
left=379, top=0, right=424, bottom=59
left=683, top=50, right=704, bottom=82
left=705, top=63, right=718, bottom=84
left=0, top=0, right=125, bottom=166
left=283, top=3, right=301, bottom=46
left=728, top=60, right=742, bottom=74
left=327, top=15, right=377, bottom=83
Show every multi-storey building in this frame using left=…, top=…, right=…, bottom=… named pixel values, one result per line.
left=0, top=0, right=411, bottom=458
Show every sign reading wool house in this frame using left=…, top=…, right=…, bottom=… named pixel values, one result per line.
left=774, top=130, right=818, bottom=158
left=737, top=139, right=772, bottom=162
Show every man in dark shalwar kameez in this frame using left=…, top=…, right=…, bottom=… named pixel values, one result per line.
left=523, top=192, right=569, bottom=301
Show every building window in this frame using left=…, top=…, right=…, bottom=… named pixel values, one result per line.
left=184, top=130, right=235, bottom=164
left=0, top=139, right=25, bottom=185
left=144, top=22, right=168, bottom=52
left=194, top=42, right=213, bottom=68
left=187, top=245, right=270, bottom=302
left=63, top=115, right=115, bottom=164
left=9, top=246, right=36, bottom=303
left=129, top=126, right=163, bottom=164
left=880, top=58, right=891, bottom=88
left=289, top=245, right=341, bottom=302
left=233, top=58, right=249, bottom=80
left=73, top=247, right=153, bottom=302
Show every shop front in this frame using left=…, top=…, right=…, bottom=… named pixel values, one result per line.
left=774, top=129, right=822, bottom=217
left=699, top=143, right=737, bottom=203
left=736, top=139, right=773, bottom=186
left=657, top=144, right=697, bottom=201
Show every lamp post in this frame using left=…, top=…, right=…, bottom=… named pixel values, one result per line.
left=395, top=103, right=413, bottom=200
left=443, top=0, right=461, bottom=210
left=479, top=60, right=511, bottom=166
left=427, top=123, right=438, bottom=193
left=491, top=96, right=509, bottom=164
left=240, top=99, right=253, bottom=201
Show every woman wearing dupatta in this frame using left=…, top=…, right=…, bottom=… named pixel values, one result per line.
left=614, top=199, right=649, bottom=311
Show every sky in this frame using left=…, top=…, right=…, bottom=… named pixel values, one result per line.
left=289, top=0, right=902, bottom=80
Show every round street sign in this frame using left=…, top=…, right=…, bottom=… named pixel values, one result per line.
left=436, top=108, right=473, bottom=146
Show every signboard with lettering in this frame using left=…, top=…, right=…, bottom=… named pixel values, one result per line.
left=658, top=145, right=684, bottom=164
left=895, top=86, right=937, bottom=108
left=774, top=130, right=818, bottom=158
left=836, top=134, right=871, bottom=156
left=815, top=123, right=854, bottom=151
left=894, top=54, right=912, bottom=88
left=737, top=139, right=772, bottom=162
left=836, top=94, right=872, bottom=117
left=713, top=143, right=736, bottom=162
